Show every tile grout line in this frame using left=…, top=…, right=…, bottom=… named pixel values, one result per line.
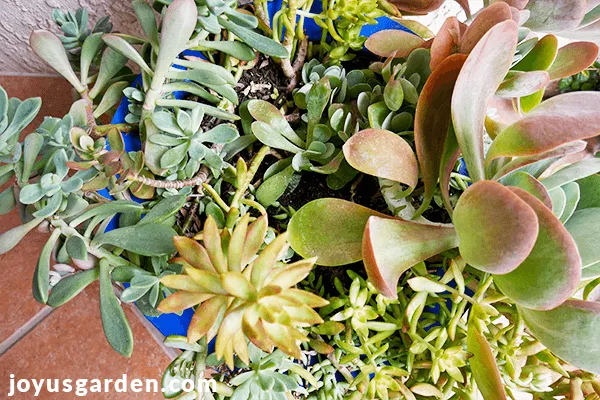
left=112, top=284, right=180, bottom=361
left=0, top=306, right=56, bottom=357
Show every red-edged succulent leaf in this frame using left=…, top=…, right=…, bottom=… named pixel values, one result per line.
left=415, top=54, right=468, bottom=215
left=288, top=198, right=387, bottom=266
left=343, top=129, right=418, bottom=188
left=492, top=140, right=588, bottom=179
left=389, top=0, right=445, bottom=13
left=494, top=187, right=581, bottom=310
left=203, top=215, right=227, bottom=273
left=439, top=136, right=461, bottom=214
left=520, top=300, right=600, bottom=374
left=501, top=171, right=553, bottom=209
left=487, top=92, right=600, bottom=163
left=173, top=236, right=216, bottom=272
left=228, top=213, right=250, bottom=272
left=453, top=180, right=539, bottom=274
left=187, top=295, right=227, bottom=343
left=460, top=2, right=514, bottom=54
left=524, top=0, right=587, bottom=32
left=513, top=34, right=558, bottom=72
left=363, top=216, right=459, bottom=299
left=365, top=30, right=425, bottom=58
left=241, top=214, right=268, bottom=268
left=485, top=96, right=520, bottom=140
left=496, top=71, right=550, bottom=98
left=452, top=20, right=519, bottom=182
left=157, top=291, right=212, bottom=313
left=547, top=42, right=599, bottom=80
left=430, top=17, right=462, bottom=70
left=496, top=0, right=530, bottom=10
left=467, top=322, right=508, bottom=400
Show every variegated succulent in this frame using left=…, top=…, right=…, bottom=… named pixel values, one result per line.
left=158, top=213, right=328, bottom=368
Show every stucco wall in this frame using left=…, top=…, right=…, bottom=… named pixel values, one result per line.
left=0, top=0, right=140, bottom=75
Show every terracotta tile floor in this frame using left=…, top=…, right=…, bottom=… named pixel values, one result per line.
left=0, top=76, right=173, bottom=399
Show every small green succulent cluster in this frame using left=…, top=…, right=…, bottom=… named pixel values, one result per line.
left=559, top=62, right=600, bottom=93
left=52, top=8, right=113, bottom=67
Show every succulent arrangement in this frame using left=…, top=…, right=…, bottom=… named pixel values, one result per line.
left=2, top=0, right=600, bottom=399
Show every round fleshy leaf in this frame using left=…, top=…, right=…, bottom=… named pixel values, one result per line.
left=501, top=171, right=553, bottom=209
left=512, top=34, right=558, bottom=72
left=343, top=129, right=418, bottom=188
left=365, top=30, right=425, bottom=58
left=496, top=71, right=550, bottom=98
left=363, top=216, right=459, bottom=299
left=520, top=300, right=600, bottom=374
left=494, top=187, right=581, bottom=310
left=288, top=198, right=387, bottom=266
left=430, top=17, right=462, bottom=70
left=454, top=180, right=539, bottom=274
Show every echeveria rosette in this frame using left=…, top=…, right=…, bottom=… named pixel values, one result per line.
left=148, top=108, right=239, bottom=177
left=158, top=214, right=328, bottom=368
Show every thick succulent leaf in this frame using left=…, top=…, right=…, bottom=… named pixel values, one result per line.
left=439, top=129, right=461, bottom=214
left=496, top=71, right=550, bottom=98
left=0, top=217, right=42, bottom=255
left=543, top=158, right=600, bottom=191
left=155, top=0, right=198, bottom=77
left=184, top=267, right=228, bottom=295
left=30, top=30, right=84, bottom=92
left=157, top=291, right=213, bottom=313
left=454, top=180, right=539, bottom=274
left=173, top=236, right=215, bottom=272
left=268, top=258, right=317, bottom=289
left=343, top=129, right=418, bottom=188
left=221, top=272, right=255, bottom=299
left=565, top=208, right=600, bottom=268
left=195, top=40, right=255, bottom=61
left=80, top=32, right=104, bottom=84
left=93, top=81, right=129, bottom=119
left=250, top=233, right=289, bottom=288
left=256, top=165, right=295, bottom=207
left=247, top=100, right=305, bottom=148
left=99, top=261, right=134, bottom=357
left=94, top=224, right=177, bottom=256
left=217, top=17, right=288, bottom=58
left=241, top=214, right=268, bottom=268
left=103, top=34, right=151, bottom=74
left=288, top=198, right=387, bottom=266
left=577, top=174, right=600, bottom=210
left=132, top=0, right=158, bottom=45
left=430, top=17, right=462, bottom=70
left=487, top=93, right=600, bottom=163
left=227, top=213, right=250, bottom=273
left=485, top=96, right=520, bottom=140
left=160, top=275, right=204, bottom=292
left=467, top=322, right=507, bottom=400
left=187, top=295, right=226, bottom=343
left=520, top=300, right=600, bottom=374
left=501, top=171, right=553, bottom=209
left=452, top=20, right=519, bottom=182
left=363, top=216, right=459, bottom=299
left=364, top=30, right=425, bottom=58
left=47, top=268, right=99, bottom=307
left=559, top=182, right=580, bottom=223
left=524, top=0, right=587, bottom=32
left=89, top=48, right=128, bottom=99
left=0, top=187, right=16, bottom=215
left=547, top=42, right=599, bottom=80
left=494, top=187, right=581, bottom=310
left=512, top=34, right=558, bottom=72
left=492, top=140, right=588, bottom=179
left=415, top=54, right=467, bottom=214
left=33, top=229, right=62, bottom=304
left=140, top=194, right=187, bottom=225
left=460, top=2, right=513, bottom=53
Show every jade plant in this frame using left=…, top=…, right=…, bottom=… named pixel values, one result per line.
left=1, top=0, right=600, bottom=399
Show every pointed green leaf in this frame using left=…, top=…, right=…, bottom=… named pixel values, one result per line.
left=467, top=322, right=507, bottom=400
left=256, top=166, right=295, bottom=207
left=33, top=229, right=62, bottom=304
left=94, top=223, right=177, bottom=256
left=0, top=218, right=43, bottom=255
left=93, top=81, right=129, bottom=119
left=48, top=267, right=100, bottom=307
left=103, top=34, right=152, bottom=74
left=218, top=17, right=288, bottom=58
left=80, top=33, right=104, bottom=85
left=512, top=34, right=558, bottom=72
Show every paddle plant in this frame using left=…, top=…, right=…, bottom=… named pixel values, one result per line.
left=2, top=0, right=600, bottom=399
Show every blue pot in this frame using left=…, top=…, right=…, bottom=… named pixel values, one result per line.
left=101, top=3, right=413, bottom=340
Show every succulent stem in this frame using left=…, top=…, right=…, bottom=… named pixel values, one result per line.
left=128, top=166, right=210, bottom=189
